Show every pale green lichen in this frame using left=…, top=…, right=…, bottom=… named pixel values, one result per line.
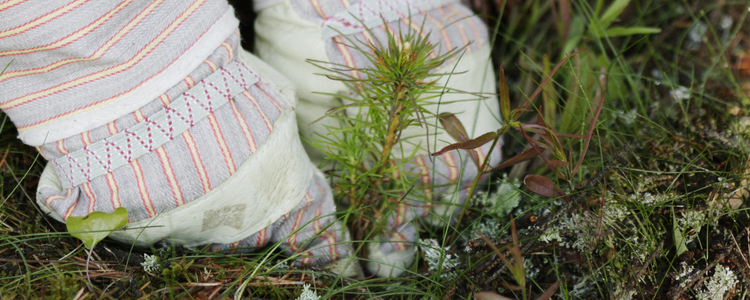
left=296, top=284, right=320, bottom=300
left=633, top=191, right=673, bottom=206
left=141, top=254, right=160, bottom=273
left=418, top=238, right=458, bottom=279
left=674, top=261, right=697, bottom=289
left=478, top=179, right=522, bottom=217
left=611, top=286, right=636, bottom=300
left=602, top=198, right=630, bottom=223
left=468, top=178, right=522, bottom=240
left=695, top=264, right=738, bottom=300
left=676, top=210, right=706, bottom=244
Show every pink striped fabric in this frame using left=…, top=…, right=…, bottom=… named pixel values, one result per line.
left=0, top=0, right=238, bottom=145
left=0, top=0, right=237, bottom=221
left=36, top=32, right=292, bottom=223
left=48, top=59, right=259, bottom=189
left=3, top=0, right=353, bottom=268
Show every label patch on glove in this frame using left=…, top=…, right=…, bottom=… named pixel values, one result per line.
left=202, top=204, right=247, bottom=231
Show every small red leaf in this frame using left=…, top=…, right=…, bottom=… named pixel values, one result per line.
left=524, top=174, right=569, bottom=201
left=431, top=131, right=499, bottom=156
left=528, top=138, right=553, bottom=152
left=438, top=112, right=470, bottom=143
left=548, top=160, right=569, bottom=167
left=525, top=174, right=556, bottom=198
left=556, top=132, right=589, bottom=139
left=535, top=281, right=561, bottom=300
left=492, top=147, right=539, bottom=171
left=537, top=112, right=547, bottom=129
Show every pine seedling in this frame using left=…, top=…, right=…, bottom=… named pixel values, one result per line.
left=307, top=23, right=466, bottom=248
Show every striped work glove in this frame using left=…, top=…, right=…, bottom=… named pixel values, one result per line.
left=0, top=0, right=359, bottom=277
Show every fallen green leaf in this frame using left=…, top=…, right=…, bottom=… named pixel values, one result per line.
left=672, top=210, right=688, bottom=257
left=66, top=207, right=128, bottom=249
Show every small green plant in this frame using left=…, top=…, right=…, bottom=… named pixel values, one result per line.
left=47, top=273, right=82, bottom=299
left=307, top=24, right=468, bottom=246
left=161, top=257, right=196, bottom=282
left=433, top=49, right=591, bottom=229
